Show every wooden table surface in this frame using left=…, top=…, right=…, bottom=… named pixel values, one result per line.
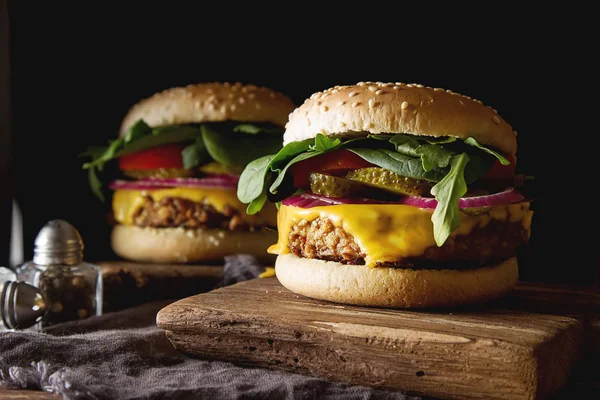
left=0, top=390, right=58, bottom=399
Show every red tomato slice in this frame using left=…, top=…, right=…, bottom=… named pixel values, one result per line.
left=119, top=144, right=184, bottom=170
left=483, top=155, right=517, bottom=179
left=291, top=149, right=374, bottom=188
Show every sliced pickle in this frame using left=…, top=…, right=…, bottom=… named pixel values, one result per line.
left=309, top=172, right=368, bottom=197
left=345, top=168, right=433, bottom=196
left=124, top=168, right=195, bottom=179
left=198, top=162, right=243, bottom=175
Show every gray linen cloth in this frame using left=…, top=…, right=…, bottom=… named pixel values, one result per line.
left=0, top=255, right=421, bottom=400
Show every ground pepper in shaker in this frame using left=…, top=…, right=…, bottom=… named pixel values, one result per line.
left=16, top=220, right=103, bottom=329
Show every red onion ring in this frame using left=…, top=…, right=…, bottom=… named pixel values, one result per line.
left=109, top=174, right=239, bottom=190
left=282, top=188, right=524, bottom=209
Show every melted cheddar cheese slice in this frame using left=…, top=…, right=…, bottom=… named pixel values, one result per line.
left=112, top=187, right=277, bottom=227
left=269, top=202, right=533, bottom=267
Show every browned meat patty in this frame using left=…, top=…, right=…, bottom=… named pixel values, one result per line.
left=133, top=196, right=251, bottom=231
left=288, top=217, right=529, bottom=270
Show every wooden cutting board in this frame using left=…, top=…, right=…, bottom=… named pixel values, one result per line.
left=97, top=261, right=223, bottom=312
left=157, top=277, right=600, bottom=400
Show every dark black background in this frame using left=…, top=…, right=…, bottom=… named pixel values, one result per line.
left=5, top=4, right=595, bottom=283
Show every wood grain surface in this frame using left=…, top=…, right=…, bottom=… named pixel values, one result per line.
left=157, top=278, right=596, bottom=400
left=0, top=389, right=58, bottom=399
left=97, top=261, right=223, bottom=312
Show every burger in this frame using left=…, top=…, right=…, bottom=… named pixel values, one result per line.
left=237, top=81, right=534, bottom=308
left=81, top=82, right=295, bottom=263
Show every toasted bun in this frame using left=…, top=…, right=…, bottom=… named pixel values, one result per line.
left=284, top=82, right=517, bottom=157
left=111, top=225, right=277, bottom=264
left=119, top=82, right=295, bottom=135
left=275, top=254, right=518, bottom=308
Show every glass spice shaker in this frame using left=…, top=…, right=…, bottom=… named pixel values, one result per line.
left=16, top=220, right=103, bottom=329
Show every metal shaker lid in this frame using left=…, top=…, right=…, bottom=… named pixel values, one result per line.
left=1, top=280, right=47, bottom=330
left=33, top=220, right=84, bottom=266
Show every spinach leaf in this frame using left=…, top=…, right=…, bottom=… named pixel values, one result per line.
left=247, top=189, right=269, bottom=215
left=182, top=137, right=208, bottom=169
left=237, top=154, right=274, bottom=205
left=430, top=153, right=469, bottom=246
left=269, top=151, right=322, bottom=194
left=233, top=123, right=284, bottom=135
left=124, top=120, right=152, bottom=143
left=201, top=125, right=282, bottom=168
left=348, top=148, right=446, bottom=182
left=82, top=125, right=203, bottom=170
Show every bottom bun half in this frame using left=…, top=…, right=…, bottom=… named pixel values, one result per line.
left=111, top=225, right=277, bottom=264
left=275, top=254, right=518, bottom=308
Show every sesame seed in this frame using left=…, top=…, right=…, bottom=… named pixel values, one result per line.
left=194, top=101, right=201, bottom=109
left=352, top=101, right=360, bottom=108
left=315, top=101, right=321, bottom=106
left=255, top=103, right=261, bottom=109
left=393, top=86, right=401, bottom=90
left=492, top=116, right=500, bottom=124
left=228, top=93, right=234, bottom=99
left=337, top=101, right=346, bottom=106
left=208, top=95, right=216, bottom=102
left=368, top=99, right=377, bottom=108
left=269, top=92, right=276, bottom=99
left=381, top=83, right=392, bottom=87
left=223, top=82, right=231, bottom=87
left=322, top=105, right=329, bottom=112
left=349, top=91, right=358, bottom=97
left=368, top=86, right=377, bottom=92
left=401, top=101, right=409, bottom=109
left=241, top=87, right=249, bottom=93
left=434, top=88, right=444, bottom=92
left=357, top=82, right=366, bottom=86
left=395, top=82, right=404, bottom=86
left=341, top=122, right=347, bottom=127
left=514, top=130, right=518, bottom=136
left=415, top=84, right=424, bottom=88
left=207, top=88, right=214, bottom=94
left=230, top=104, right=237, bottom=111
left=238, top=97, right=246, bottom=104
left=220, top=105, right=227, bottom=113
left=208, top=103, right=215, bottom=111
left=331, top=89, right=338, bottom=94
left=375, top=89, right=384, bottom=95
left=248, top=93, right=256, bottom=99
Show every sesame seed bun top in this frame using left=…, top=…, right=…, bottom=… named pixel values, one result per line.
left=119, top=82, right=296, bottom=136
left=284, top=81, right=517, bottom=157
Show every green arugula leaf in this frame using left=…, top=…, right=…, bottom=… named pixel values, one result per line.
left=310, top=134, right=341, bottom=152
left=430, top=153, right=469, bottom=246
left=464, top=137, right=509, bottom=165
left=426, top=136, right=457, bottom=145
left=88, top=167, right=105, bottom=202
left=389, top=135, right=421, bottom=157
left=415, top=144, right=455, bottom=171
left=233, top=124, right=284, bottom=135
left=182, top=137, right=208, bottom=169
left=348, top=148, right=446, bottom=182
